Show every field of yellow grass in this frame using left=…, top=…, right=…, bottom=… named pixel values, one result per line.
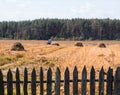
left=0, top=40, right=120, bottom=78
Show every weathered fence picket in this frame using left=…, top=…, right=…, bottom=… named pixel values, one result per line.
left=47, top=68, right=52, bottom=95
left=40, top=67, right=43, bottom=95
left=99, top=67, right=104, bottom=95
left=82, top=66, right=87, bottom=95
left=114, top=67, right=120, bottom=95
left=23, top=67, right=28, bottom=95
left=1, top=66, right=120, bottom=95
left=73, top=66, right=78, bottom=95
left=7, top=69, right=13, bottom=95
left=64, top=67, right=69, bottom=95
left=0, top=69, right=4, bottom=95
left=31, top=68, right=36, bottom=95
left=16, top=68, right=20, bottom=95
left=55, top=67, right=61, bottom=95
left=106, top=67, right=113, bottom=95
left=90, top=66, right=95, bottom=95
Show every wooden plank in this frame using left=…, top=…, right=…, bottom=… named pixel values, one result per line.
left=114, top=67, right=120, bottom=95
left=99, top=67, right=104, bottom=95
left=47, top=68, right=52, bottom=95
left=106, top=67, right=113, bottom=95
left=90, top=66, right=95, bottom=95
left=55, top=67, right=61, bottom=95
left=82, top=66, right=87, bottom=95
left=7, top=69, right=13, bottom=95
left=73, top=66, right=78, bottom=95
left=0, top=69, right=4, bottom=95
left=31, top=68, right=36, bottom=95
left=16, top=68, right=20, bottom=95
left=64, top=67, right=69, bottom=95
left=23, top=67, right=28, bottom=95
left=40, top=67, right=43, bottom=95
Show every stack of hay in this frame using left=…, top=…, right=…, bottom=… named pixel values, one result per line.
left=98, top=43, right=106, bottom=48
left=52, top=42, right=60, bottom=46
left=11, top=42, right=25, bottom=51
left=75, top=42, right=83, bottom=47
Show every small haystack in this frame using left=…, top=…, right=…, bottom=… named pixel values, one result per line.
left=52, top=42, right=60, bottom=46
left=75, top=42, right=83, bottom=47
left=98, top=43, right=106, bottom=48
left=11, top=42, right=25, bottom=51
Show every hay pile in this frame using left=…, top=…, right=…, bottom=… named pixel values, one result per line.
left=11, top=42, right=24, bottom=51
left=75, top=42, right=83, bottom=47
left=98, top=43, right=106, bottom=48
left=52, top=42, right=60, bottom=46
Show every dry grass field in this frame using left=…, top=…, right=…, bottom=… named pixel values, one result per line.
left=0, top=40, right=120, bottom=77
left=1, top=40, right=120, bottom=94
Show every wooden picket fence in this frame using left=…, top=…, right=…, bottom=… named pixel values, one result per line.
left=0, top=66, right=120, bottom=95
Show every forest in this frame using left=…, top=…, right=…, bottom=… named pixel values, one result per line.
left=0, top=18, right=120, bottom=40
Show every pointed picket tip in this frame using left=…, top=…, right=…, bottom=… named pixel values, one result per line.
left=23, top=67, right=27, bottom=72
left=40, top=67, right=43, bottom=70
left=101, top=66, right=104, bottom=71
left=47, top=67, right=52, bottom=72
left=40, top=67, right=43, bottom=74
left=90, top=66, right=95, bottom=74
left=115, top=67, right=120, bottom=78
left=107, top=67, right=113, bottom=73
left=32, top=68, right=36, bottom=75
left=64, top=67, right=69, bottom=74
left=0, top=69, right=2, bottom=74
left=73, top=66, right=77, bottom=71
left=56, top=67, right=60, bottom=73
left=83, top=65, right=86, bottom=70
left=16, top=67, right=19, bottom=73
left=82, top=66, right=87, bottom=73
left=0, top=69, right=3, bottom=79
left=99, top=66, right=104, bottom=73
left=7, top=69, right=12, bottom=75
left=73, top=66, right=78, bottom=74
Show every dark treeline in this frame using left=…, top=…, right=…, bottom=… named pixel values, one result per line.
left=0, top=18, right=120, bottom=40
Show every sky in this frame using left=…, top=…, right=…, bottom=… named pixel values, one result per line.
left=0, top=0, right=120, bottom=21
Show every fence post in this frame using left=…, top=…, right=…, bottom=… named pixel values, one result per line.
left=40, top=67, right=43, bottom=95
left=82, top=66, right=87, bottom=95
left=106, top=67, right=113, bottom=95
left=90, top=66, right=95, bottom=95
left=55, top=67, right=61, bottom=95
left=64, top=67, right=69, bottom=95
left=99, top=67, right=104, bottom=95
left=73, top=66, right=78, bottom=95
left=0, top=69, right=4, bottom=95
left=7, top=69, right=13, bottom=95
left=47, top=67, right=52, bottom=95
left=114, top=67, right=120, bottom=95
left=16, top=68, right=20, bottom=95
left=23, top=67, right=28, bottom=95
left=31, top=68, right=36, bottom=95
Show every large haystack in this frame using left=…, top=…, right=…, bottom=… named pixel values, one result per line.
left=11, top=42, right=24, bottom=51
left=98, top=43, right=106, bottom=48
left=75, top=42, right=83, bottom=47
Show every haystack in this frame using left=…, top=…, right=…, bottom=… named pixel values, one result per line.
left=98, top=43, right=106, bottom=48
left=52, top=42, right=60, bottom=46
left=11, top=42, right=24, bottom=51
left=75, top=42, right=83, bottom=47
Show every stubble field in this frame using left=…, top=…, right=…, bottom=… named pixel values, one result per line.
left=0, top=40, right=120, bottom=76
left=1, top=40, right=120, bottom=94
